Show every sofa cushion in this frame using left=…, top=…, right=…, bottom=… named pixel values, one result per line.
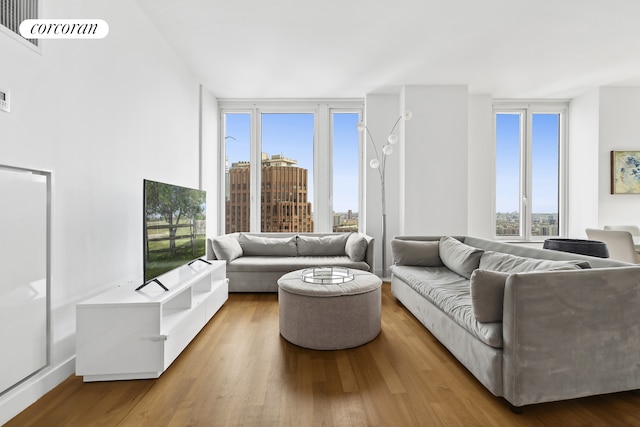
left=391, top=265, right=503, bottom=348
left=297, top=234, right=349, bottom=256
left=238, top=234, right=298, bottom=256
left=439, top=236, right=484, bottom=279
left=227, top=256, right=369, bottom=273
left=345, top=233, right=368, bottom=262
left=211, top=235, right=243, bottom=261
left=479, top=251, right=591, bottom=273
left=391, top=239, right=443, bottom=267
left=470, top=269, right=509, bottom=323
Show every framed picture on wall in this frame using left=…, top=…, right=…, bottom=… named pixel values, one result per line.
left=611, top=150, right=640, bottom=194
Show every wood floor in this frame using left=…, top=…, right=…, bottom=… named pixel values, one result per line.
left=7, top=283, right=640, bottom=426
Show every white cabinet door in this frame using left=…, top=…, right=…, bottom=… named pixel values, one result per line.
left=76, top=305, right=165, bottom=379
left=0, top=167, right=48, bottom=393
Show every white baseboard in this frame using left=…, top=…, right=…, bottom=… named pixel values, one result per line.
left=0, top=357, right=75, bottom=426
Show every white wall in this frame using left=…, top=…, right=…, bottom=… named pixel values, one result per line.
left=598, top=87, right=640, bottom=228
left=0, top=0, right=203, bottom=423
left=401, top=86, right=469, bottom=236
left=567, top=87, right=640, bottom=237
left=568, top=89, right=600, bottom=237
left=200, top=86, right=220, bottom=236
left=467, top=95, right=494, bottom=239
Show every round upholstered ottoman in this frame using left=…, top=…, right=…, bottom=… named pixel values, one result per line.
left=277, top=268, right=382, bottom=350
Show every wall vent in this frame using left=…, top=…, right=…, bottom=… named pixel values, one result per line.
left=1, top=0, right=39, bottom=47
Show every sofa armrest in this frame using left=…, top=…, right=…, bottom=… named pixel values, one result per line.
left=502, top=266, right=640, bottom=406
left=206, top=238, right=216, bottom=260
left=362, top=234, right=375, bottom=273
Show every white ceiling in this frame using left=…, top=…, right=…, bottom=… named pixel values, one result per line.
left=136, top=0, right=640, bottom=99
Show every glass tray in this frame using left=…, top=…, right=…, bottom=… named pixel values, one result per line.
left=300, top=267, right=354, bottom=284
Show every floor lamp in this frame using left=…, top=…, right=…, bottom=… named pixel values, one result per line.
left=357, top=110, right=412, bottom=277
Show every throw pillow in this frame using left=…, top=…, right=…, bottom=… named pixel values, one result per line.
left=238, top=234, right=298, bottom=256
left=470, top=269, right=509, bottom=323
left=390, top=239, right=443, bottom=266
left=297, top=234, right=349, bottom=256
left=438, top=236, right=484, bottom=279
left=479, top=251, right=591, bottom=273
left=211, top=235, right=243, bottom=261
left=345, top=233, right=368, bottom=262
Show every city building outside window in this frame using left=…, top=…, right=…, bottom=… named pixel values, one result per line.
left=220, top=101, right=363, bottom=234
left=494, top=102, right=568, bottom=240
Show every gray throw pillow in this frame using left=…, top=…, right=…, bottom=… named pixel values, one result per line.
left=211, top=235, right=243, bottom=261
left=390, top=239, right=443, bottom=266
left=470, top=269, right=509, bottom=323
left=439, top=236, right=484, bottom=279
left=238, top=234, right=298, bottom=256
left=479, top=251, right=591, bottom=273
left=345, top=233, right=368, bottom=262
left=297, top=234, right=349, bottom=256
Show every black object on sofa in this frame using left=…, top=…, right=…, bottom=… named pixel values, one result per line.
left=543, top=238, right=609, bottom=258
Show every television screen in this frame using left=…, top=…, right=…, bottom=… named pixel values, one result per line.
left=143, top=179, right=206, bottom=286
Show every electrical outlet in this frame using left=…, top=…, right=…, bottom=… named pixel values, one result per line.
left=0, top=88, right=10, bottom=113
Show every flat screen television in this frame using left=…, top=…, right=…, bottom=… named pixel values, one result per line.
left=139, top=179, right=207, bottom=291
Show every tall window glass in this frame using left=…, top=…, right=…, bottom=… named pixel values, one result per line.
left=531, top=113, right=560, bottom=237
left=495, top=113, right=522, bottom=237
left=224, top=112, right=251, bottom=233
left=260, top=113, right=315, bottom=232
left=332, top=112, right=360, bottom=232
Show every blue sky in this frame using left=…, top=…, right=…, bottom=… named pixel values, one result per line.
left=224, top=112, right=360, bottom=213
left=495, top=113, right=559, bottom=214
left=332, top=113, right=360, bottom=213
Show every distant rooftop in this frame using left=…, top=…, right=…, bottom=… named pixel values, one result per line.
left=262, top=153, right=297, bottom=167
left=231, top=153, right=298, bottom=169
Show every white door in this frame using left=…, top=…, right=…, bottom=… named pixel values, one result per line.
left=0, top=167, right=48, bottom=394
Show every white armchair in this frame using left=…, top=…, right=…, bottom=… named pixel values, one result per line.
left=585, top=228, right=638, bottom=264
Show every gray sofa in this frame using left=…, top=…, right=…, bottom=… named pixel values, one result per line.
left=390, top=235, right=640, bottom=409
left=206, top=232, right=374, bottom=292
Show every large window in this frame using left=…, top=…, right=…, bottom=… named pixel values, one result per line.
left=220, top=101, right=363, bottom=234
left=494, top=103, right=567, bottom=239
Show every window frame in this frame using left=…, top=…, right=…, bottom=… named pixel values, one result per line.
left=218, top=99, right=364, bottom=234
left=493, top=101, right=569, bottom=241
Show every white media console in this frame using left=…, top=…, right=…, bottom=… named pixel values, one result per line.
left=76, top=260, right=227, bottom=382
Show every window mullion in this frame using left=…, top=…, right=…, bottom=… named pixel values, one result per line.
left=523, top=110, right=533, bottom=240
left=315, top=105, right=329, bottom=232
left=558, top=109, right=568, bottom=237
left=219, top=110, right=227, bottom=234
left=251, top=107, right=261, bottom=232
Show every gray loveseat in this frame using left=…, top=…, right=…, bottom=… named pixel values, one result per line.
left=206, top=232, right=374, bottom=292
left=390, top=235, right=640, bottom=409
